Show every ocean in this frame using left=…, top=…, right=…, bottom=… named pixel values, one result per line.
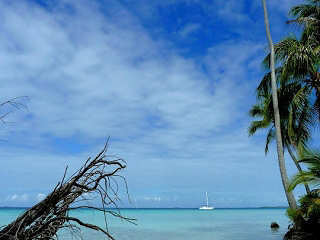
left=0, top=208, right=290, bottom=240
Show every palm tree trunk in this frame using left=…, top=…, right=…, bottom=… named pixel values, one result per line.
left=286, top=144, right=311, bottom=194
left=262, top=0, right=297, bottom=209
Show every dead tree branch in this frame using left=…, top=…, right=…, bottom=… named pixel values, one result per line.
left=0, top=141, right=135, bottom=240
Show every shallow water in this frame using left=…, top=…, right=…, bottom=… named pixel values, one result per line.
left=0, top=208, right=289, bottom=240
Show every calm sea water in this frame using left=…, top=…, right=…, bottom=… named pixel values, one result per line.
left=0, top=208, right=290, bottom=240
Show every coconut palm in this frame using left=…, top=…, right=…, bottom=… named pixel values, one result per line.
left=289, top=0, right=320, bottom=46
left=249, top=80, right=313, bottom=194
left=260, top=1, right=320, bottom=119
left=261, top=0, right=297, bottom=209
left=287, top=1, right=320, bottom=116
left=261, top=37, right=320, bottom=107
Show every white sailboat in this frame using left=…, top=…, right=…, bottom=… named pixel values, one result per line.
left=199, top=192, right=214, bottom=210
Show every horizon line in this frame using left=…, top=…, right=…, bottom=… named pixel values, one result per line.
left=0, top=206, right=288, bottom=209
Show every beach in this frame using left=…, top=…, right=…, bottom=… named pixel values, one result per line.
left=0, top=208, right=289, bottom=240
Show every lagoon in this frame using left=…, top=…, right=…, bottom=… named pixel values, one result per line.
left=0, top=208, right=289, bottom=240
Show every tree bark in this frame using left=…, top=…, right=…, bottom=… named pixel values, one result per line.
left=262, top=0, right=297, bottom=209
left=286, top=144, right=311, bottom=194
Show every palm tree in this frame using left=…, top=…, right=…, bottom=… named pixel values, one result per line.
left=256, top=0, right=320, bottom=197
left=261, top=0, right=320, bottom=120
left=261, top=0, right=297, bottom=209
left=288, top=0, right=320, bottom=47
left=264, top=37, right=320, bottom=117
left=249, top=80, right=312, bottom=194
left=289, top=147, right=320, bottom=192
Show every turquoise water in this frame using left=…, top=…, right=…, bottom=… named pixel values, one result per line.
left=0, top=208, right=290, bottom=239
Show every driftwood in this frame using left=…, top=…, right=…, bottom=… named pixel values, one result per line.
left=0, top=141, right=135, bottom=240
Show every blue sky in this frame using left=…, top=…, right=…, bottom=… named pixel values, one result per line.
left=0, top=0, right=309, bottom=208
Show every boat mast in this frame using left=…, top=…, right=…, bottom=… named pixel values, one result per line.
left=206, top=192, right=208, bottom=207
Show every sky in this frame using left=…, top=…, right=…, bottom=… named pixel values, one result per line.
left=0, top=0, right=310, bottom=208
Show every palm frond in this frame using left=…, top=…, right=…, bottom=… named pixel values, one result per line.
left=290, top=3, right=320, bottom=19
left=257, top=67, right=283, bottom=98
left=248, top=119, right=270, bottom=136
left=249, top=104, right=264, bottom=117
left=278, top=39, right=317, bottom=79
left=265, top=128, right=275, bottom=154
left=288, top=85, right=314, bottom=145
left=289, top=171, right=317, bottom=192
left=292, top=148, right=320, bottom=190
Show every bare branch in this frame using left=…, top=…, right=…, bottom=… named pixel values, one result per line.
left=0, top=141, right=135, bottom=240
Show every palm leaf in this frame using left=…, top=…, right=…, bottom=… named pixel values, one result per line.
left=265, top=128, right=275, bottom=154
left=289, top=171, right=317, bottom=192
left=248, top=120, right=270, bottom=136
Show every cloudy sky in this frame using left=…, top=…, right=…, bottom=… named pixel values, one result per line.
left=0, top=0, right=308, bottom=208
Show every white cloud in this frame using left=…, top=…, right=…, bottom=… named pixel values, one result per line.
left=10, top=194, right=18, bottom=201
left=214, top=1, right=250, bottom=23
left=178, top=23, right=201, bottom=37
left=6, top=194, right=29, bottom=202
left=143, top=196, right=161, bottom=202
left=0, top=0, right=299, bottom=207
left=0, top=0, right=255, bottom=145
left=37, top=193, right=46, bottom=201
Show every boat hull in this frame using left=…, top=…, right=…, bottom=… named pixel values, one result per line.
left=199, top=206, right=214, bottom=210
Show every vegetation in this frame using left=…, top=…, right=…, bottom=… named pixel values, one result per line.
left=289, top=148, right=320, bottom=191
left=249, top=80, right=313, bottom=194
left=252, top=0, right=320, bottom=238
left=285, top=148, right=320, bottom=239
left=261, top=0, right=297, bottom=210
left=285, top=192, right=320, bottom=240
